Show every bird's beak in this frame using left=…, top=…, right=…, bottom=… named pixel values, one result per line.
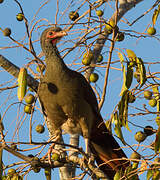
left=50, top=30, right=68, bottom=39
left=58, top=30, right=68, bottom=37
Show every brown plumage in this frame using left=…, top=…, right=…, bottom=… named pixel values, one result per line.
left=38, top=26, right=129, bottom=179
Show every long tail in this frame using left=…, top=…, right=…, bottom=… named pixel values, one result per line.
left=89, top=112, right=129, bottom=179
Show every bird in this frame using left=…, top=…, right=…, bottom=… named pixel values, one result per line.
left=38, top=26, right=129, bottom=179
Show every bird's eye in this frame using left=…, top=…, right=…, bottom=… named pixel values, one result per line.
left=49, top=32, right=53, bottom=36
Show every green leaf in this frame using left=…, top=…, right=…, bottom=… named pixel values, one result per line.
left=152, top=86, right=160, bottom=112
left=147, top=169, right=153, bottom=180
left=126, top=49, right=137, bottom=61
left=152, top=9, right=159, bottom=26
left=113, top=112, right=126, bottom=145
left=120, top=64, right=128, bottom=96
left=155, top=126, right=160, bottom=153
left=153, top=170, right=160, bottom=180
left=136, top=58, right=146, bottom=87
left=152, top=85, right=159, bottom=97
left=17, top=68, right=27, bottom=101
left=126, top=62, right=133, bottom=89
left=120, top=62, right=133, bottom=96
left=118, top=91, right=131, bottom=132
left=124, top=165, right=139, bottom=180
left=118, top=52, right=124, bottom=63
left=114, top=169, right=123, bottom=180
left=45, top=167, right=51, bottom=180
left=105, top=120, right=112, bottom=133
left=132, top=162, right=139, bottom=169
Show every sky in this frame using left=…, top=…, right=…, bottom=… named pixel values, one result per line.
left=0, top=0, right=160, bottom=179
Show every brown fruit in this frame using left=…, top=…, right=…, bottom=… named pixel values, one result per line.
left=149, top=98, right=157, bottom=107
left=144, top=126, right=154, bottom=136
left=144, top=91, right=152, bottom=100
left=35, top=124, right=45, bottom=134
left=69, top=11, right=79, bottom=21
left=130, top=152, right=141, bottom=162
left=89, top=73, right=99, bottom=83
left=96, top=10, right=103, bottom=17
left=33, top=167, right=41, bottom=173
left=28, top=154, right=34, bottom=158
left=3, top=28, right=11, bottom=36
left=16, top=13, right=24, bottom=21
left=52, top=153, right=60, bottom=161
left=7, top=169, right=16, bottom=176
left=11, top=144, right=17, bottom=150
left=134, top=131, right=147, bottom=143
left=24, top=104, right=32, bottom=114
left=147, top=27, right=156, bottom=35
left=33, top=156, right=40, bottom=161
left=116, top=32, right=125, bottom=42
left=97, top=54, right=103, bottom=63
left=128, top=94, right=136, bottom=103
left=25, top=94, right=35, bottom=104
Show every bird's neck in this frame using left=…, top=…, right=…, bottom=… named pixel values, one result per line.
left=44, top=45, right=68, bottom=79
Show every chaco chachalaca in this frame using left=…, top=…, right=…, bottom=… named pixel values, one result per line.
left=38, top=26, right=129, bottom=179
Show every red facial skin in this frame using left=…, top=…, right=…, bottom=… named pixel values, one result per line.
left=46, top=30, right=67, bottom=44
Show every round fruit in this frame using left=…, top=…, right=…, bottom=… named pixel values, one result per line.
left=36, top=64, right=45, bottom=73
left=149, top=98, right=157, bottom=107
left=0, top=0, right=4, bottom=3
left=11, top=144, right=17, bottom=150
left=24, top=104, right=32, bottom=114
left=144, top=126, right=154, bottom=136
left=89, top=73, right=99, bottom=83
left=97, top=54, right=103, bottom=63
left=3, top=28, right=11, bottom=36
left=133, top=71, right=140, bottom=79
left=12, top=174, right=21, bottom=180
left=147, top=27, right=156, bottom=35
left=105, top=20, right=115, bottom=30
left=28, top=154, right=34, bottom=158
left=8, top=168, right=16, bottom=176
left=33, top=156, right=40, bottom=161
left=69, top=11, right=79, bottom=21
left=105, top=20, right=115, bottom=34
left=144, top=90, right=152, bottom=100
left=35, top=124, right=45, bottom=134
left=156, top=116, right=160, bottom=126
left=52, top=153, right=60, bottom=161
left=128, top=94, right=136, bottom=103
left=82, top=51, right=93, bottom=66
left=116, top=32, right=125, bottom=42
left=130, top=152, right=141, bottom=162
left=134, top=131, right=147, bottom=143
left=96, top=10, right=103, bottom=17
left=16, top=13, right=24, bottom=21
left=33, top=167, right=41, bottom=173
left=25, top=93, right=35, bottom=104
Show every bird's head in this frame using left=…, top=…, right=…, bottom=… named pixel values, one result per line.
left=40, top=26, right=67, bottom=54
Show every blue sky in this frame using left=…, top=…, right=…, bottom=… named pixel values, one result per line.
left=0, top=0, right=159, bottom=179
